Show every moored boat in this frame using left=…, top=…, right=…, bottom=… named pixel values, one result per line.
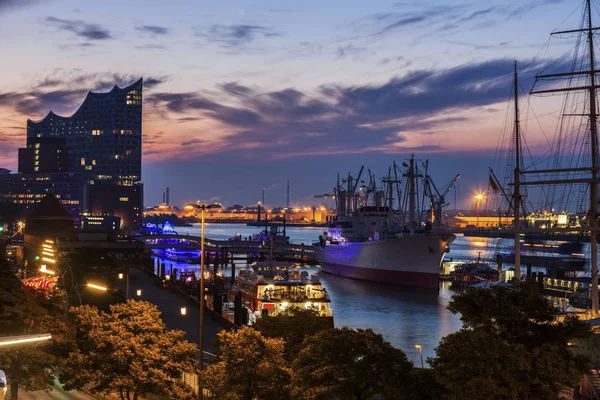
left=314, top=157, right=457, bottom=288
left=228, top=261, right=333, bottom=324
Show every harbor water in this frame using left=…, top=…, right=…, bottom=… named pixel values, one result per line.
left=151, top=223, right=578, bottom=366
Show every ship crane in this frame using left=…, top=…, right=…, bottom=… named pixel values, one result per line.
left=424, top=173, right=461, bottom=227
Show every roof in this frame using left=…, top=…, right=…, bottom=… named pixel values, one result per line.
left=27, top=193, right=73, bottom=220
left=27, top=78, right=143, bottom=124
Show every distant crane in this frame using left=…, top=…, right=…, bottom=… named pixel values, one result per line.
left=424, top=173, right=461, bottom=227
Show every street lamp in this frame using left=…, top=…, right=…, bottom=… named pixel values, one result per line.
left=87, top=283, right=108, bottom=291
left=118, top=272, right=129, bottom=299
left=180, top=306, right=187, bottom=316
left=475, top=193, right=484, bottom=228
left=184, top=202, right=222, bottom=399
left=415, top=344, right=424, bottom=368
left=136, top=289, right=142, bottom=297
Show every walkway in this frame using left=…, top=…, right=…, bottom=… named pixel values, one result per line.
left=126, top=267, right=232, bottom=353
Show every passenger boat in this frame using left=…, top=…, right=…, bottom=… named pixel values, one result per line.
left=229, top=261, right=333, bottom=323
left=166, top=248, right=200, bottom=263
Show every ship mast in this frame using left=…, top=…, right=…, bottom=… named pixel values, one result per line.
left=587, top=0, right=599, bottom=315
left=529, top=0, right=599, bottom=312
left=513, top=61, right=522, bottom=284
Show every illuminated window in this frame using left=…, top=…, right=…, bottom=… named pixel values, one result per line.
left=119, top=197, right=129, bottom=202
left=92, top=160, right=96, bottom=165
left=35, top=143, right=40, bottom=149
left=114, top=155, right=119, bottom=159
left=92, top=129, right=103, bottom=136
left=81, top=158, right=85, bottom=166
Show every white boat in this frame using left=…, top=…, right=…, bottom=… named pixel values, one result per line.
left=315, top=231, right=454, bottom=288
left=314, top=157, right=457, bottom=288
left=229, top=261, right=333, bottom=322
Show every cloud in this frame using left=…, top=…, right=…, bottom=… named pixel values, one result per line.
left=135, top=25, right=169, bottom=36
left=0, top=0, right=38, bottom=12
left=147, top=58, right=553, bottom=159
left=135, top=44, right=167, bottom=50
left=197, top=24, right=280, bottom=48
left=336, top=44, right=368, bottom=58
left=0, top=72, right=168, bottom=119
left=45, top=16, right=113, bottom=40
left=180, top=138, right=205, bottom=146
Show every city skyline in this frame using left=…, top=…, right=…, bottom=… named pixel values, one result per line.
left=0, top=0, right=587, bottom=207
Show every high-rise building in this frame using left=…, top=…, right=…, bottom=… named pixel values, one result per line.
left=0, top=79, right=144, bottom=230
left=18, top=137, right=69, bottom=174
left=26, top=79, right=142, bottom=184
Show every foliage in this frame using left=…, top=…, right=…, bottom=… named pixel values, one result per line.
left=448, top=282, right=590, bottom=347
left=430, top=283, right=590, bottom=400
left=61, top=300, right=196, bottom=400
left=58, top=249, right=124, bottom=308
left=0, top=240, right=67, bottom=400
left=201, top=326, right=292, bottom=400
left=292, top=327, right=414, bottom=400
left=253, top=306, right=332, bottom=360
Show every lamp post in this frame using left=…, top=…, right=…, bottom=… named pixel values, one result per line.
left=118, top=272, right=129, bottom=299
left=415, top=344, right=424, bottom=368
left=184, top=202, right=222, bottom=399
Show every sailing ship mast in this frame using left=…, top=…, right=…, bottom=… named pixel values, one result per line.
left=529, top=0, right=599, bottom=313
left=514, top=61, right=522, bottom=283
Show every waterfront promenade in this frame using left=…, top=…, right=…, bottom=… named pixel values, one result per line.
left=127, top=267, right=232, bottom=353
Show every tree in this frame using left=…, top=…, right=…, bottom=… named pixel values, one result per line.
left=253, top=306, right=332, bottom=360
left=58, top=249, right=124, bottom=309
left=201, top=326, right=292, bottom=400
left=430, top=283, right=590, bottom=400
left=61, top=300, right=196, bottom=400
left=292, top=327, right=414, bottom=400
left=0, top=240, right=67, bottom=400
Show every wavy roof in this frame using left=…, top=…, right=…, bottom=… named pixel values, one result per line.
left=28, top=78, right=142, bottom=125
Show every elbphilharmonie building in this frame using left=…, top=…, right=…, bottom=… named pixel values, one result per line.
left=0, top=79, right=144, bottom=229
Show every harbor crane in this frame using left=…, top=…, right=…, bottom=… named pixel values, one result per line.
left=424, top=173, right=461, bottom=227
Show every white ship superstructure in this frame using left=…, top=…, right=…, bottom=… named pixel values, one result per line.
left=314, top=156, right=457, bottom=288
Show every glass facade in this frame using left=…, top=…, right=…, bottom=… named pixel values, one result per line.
left=0, top=79, right=144, bottom=229
left=26, top=79, right=142, bottom=185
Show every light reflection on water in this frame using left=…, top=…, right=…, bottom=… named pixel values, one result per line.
left=153, top=224, right=537, bottom=364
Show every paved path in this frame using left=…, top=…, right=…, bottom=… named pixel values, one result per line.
left=126, top=267, right=232, bottom=353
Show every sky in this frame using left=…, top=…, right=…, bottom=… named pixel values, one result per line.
left=0, top=0, right=595, bottom=209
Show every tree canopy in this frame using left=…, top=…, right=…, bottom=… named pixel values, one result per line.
left=292, top=327, right=414, bottom=400
left=253, top=306, right=332, bottom=360
left=201, top=326, right=292, bottom=400
left=431, top=283, right=590, bottom=400
left=61, top=300, right=196, bottom=400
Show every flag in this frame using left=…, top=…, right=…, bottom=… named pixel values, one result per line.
left=489, top=174, right=499, bottom=194
left=402, top=162, right=409, bottom=167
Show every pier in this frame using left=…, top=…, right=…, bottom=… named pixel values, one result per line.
left=136, top=234, right=317, bottom=264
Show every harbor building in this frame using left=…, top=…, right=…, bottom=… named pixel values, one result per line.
left=0, top=79, right=144, bottom=230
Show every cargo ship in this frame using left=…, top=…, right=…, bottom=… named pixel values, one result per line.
left=314, top=156, right=457, bottom=288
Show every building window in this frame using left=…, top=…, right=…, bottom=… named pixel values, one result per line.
left=81, top=158, right=85, bottom=165
left=92, top=129, right=103, bottom=136
left=119, top=197, right=129, bottom=202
